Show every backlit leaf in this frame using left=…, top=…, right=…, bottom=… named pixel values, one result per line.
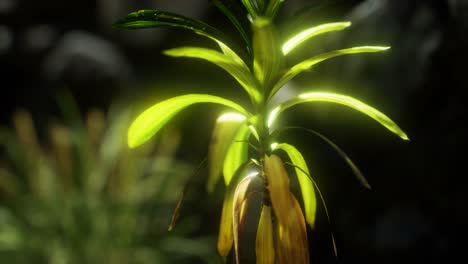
left=241, top=0, right=258, bottom=18
left=207, top=113, right=247, bottom=192
left=164, top=47, right=261, bottom=103
left=282, top=22, right=352, bottom=55
left=272, top=143, right=317, bottom=228
left=264, top=154, right=290, bottom=225
left=252, top=17, right=282, bottom=88
left=223, top=124, right=251, bottom=185
left=128, top=94, right=250, bottom=148
left=269, top=46, right=390, bottom=98
left=268, top=92, right=409, bottom=140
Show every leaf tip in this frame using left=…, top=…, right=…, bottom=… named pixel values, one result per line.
left=127, top=122, right=144, bottom=148
left=400, top=133, right=410, bottom=141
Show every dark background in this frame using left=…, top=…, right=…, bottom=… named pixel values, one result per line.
left=1, top=0, right=457, bottom=263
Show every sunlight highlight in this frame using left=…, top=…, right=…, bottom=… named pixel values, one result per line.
left=267, top=107, right=281, bottom=128
left=282, top=22, right=352, bottom=55
left=217, top=112, right=247, bottom=123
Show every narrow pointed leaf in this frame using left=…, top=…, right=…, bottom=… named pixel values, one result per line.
left=268, top=92, right=409, bottom=140
left=257, top=0, right=266, bottom=13
left=241, top=0, right=258, bottom=18
left=252, top=17, right=282, bottom=87
left=274, top=193, right=309, bottom=264
left=264, top=154, right=290, bottom=225
left=285, top=163, right=338, bottom=257
left=169, top=157, right=207, bottom=231
left=114, top=10, right=247, bottom=62
left=212, top=0, right=252, bottom=53
left=217, top=161, right=254, bottom=257
left=233, top=173, right=260, bottom=263
left=282, top=22, right=352, bottom=55
left=223, top=124, right=251, bottom=185
left=272, top=143, right=317, bottom=228
left=265, top=0, right=284, bottom=18
left=207, top=113, right=247, bottom=192
left=269, top=46, right=390, bottom=98
left=114, top=10, right=229, bottom=44
left=164, top=47, right=261, bottom=103
left=256, top=205, right=275, bottom=264
left=128, top=94, right=249, bottom=148
left=282, top=127, right=370, bottom=189
left=217, top=191, right=234, bottom=257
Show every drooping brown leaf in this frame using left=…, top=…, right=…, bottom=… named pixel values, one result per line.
left=232, top=173, right=260, bottom=263
left=264, top=154, right=290, bottom=225
left=217, top=161, right=254, bottom=257
left=274, top=193, right=309, bottom=264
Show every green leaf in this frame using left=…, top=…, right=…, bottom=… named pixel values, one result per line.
left=282, top=22, right=352, bottom=55
left=272, top=143, right=317, bottom=228
left=114, top=10, right=228, bottom=42
left=207, top=113, right=247, bottom=192
left=269, top=46, right=390, bottom=99
left=114, top=9, right=247, bottom=62
left=284, top=162, right=338, bottom=257
left=128, top=94, right=250, bottom=148
left=265, top=0, right=284, bottom=18
left=222, top=124, right=251, bottom=185
left=241, top=0, right=259, bottom=18
left=252, top=17, right=282, bottom=88
left=212, top=0, right=252, bottom=55
left=164, top=47, right=261, bottom=103
left=268, top=92, right=409, bottom=140
left=275, top=127, right=370, bottom=189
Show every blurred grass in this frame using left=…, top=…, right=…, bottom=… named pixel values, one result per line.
left=0, top=94, right=219, bottom=264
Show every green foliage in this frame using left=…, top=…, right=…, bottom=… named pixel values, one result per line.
left=271, top=143, right=317, bottom=228
left=127, top=94, right=249, bottom=148
left=0, top=103, right=216, bottom=263
left=116, top=0, right=409, bottom=262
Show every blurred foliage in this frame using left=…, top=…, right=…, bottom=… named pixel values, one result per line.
left=0, top=94, right=218, bottom=264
